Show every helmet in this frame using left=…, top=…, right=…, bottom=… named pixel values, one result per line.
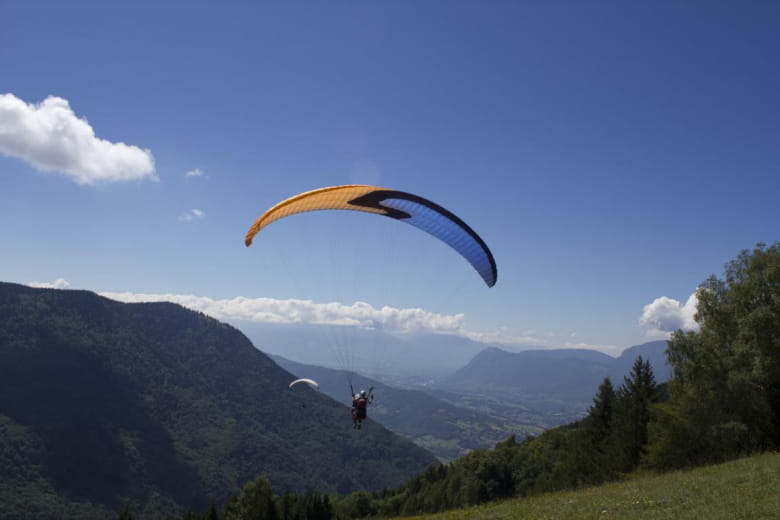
left=360, top=390, right=367, bottom=397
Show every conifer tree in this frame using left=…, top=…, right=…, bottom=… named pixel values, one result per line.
left=117, top=505, right=134, bottom=520
left=586, top=377, right=615, bottom=443
left=201, top=502, right=219, bottom=520
left=613, top=356, right=660, bottom=468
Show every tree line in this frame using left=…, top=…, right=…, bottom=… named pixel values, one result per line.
left=118, top=242, right=779, bottom=519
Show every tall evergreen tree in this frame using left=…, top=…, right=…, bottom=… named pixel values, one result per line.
left=579, top=377, right=619, bottom=479
left=613, top=356, right=660, bottom=468
left=201, top=502, right=219, bottom=520
left=277, top=492, right=303, bottom=520
left=586, top=377, right=616, bottom=443
left=117, top=505, right=134, bottom=520
left=304, top=493, right=333, bottom=520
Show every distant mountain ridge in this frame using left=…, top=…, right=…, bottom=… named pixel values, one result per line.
left=234, top=321, right=668, bottom=390
left=0, top=282, right=436, bottom=519
left=442, top=341, right=670, bottom=410
left=234, top=320, right=507, bottom=378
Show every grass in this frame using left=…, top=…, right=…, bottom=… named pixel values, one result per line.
left=393, top=451, right=780, bottom=519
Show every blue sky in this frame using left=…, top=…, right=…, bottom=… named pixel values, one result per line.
left=1, top=1, right=778, bottom=355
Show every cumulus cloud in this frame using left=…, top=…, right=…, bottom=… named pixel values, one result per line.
left=28, top=278, right=71, bottom=289
left=185, top=168, right=205, bottom=178
left=178, top=209, right=205, bottom=222
left=93, top=288, right=631, bottom=355
left=0, top=93, right=156, bottom=185
left=464, top=328, right=547, bottom=347
left=21, top=278, right=634, bottom=356
left=639, top=291, right=699, bottom=337
left=100, top=292, right=467, bottom=334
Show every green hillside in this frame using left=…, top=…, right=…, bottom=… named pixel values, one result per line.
left=395, top=451, right=780, bottom=519
left=0, top=282, right=436, bottom=519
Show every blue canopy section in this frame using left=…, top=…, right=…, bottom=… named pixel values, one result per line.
left=379, top=195, right=497, bottom=287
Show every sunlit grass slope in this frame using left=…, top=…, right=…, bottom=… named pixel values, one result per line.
left=395, top=451, right=780, bottom=519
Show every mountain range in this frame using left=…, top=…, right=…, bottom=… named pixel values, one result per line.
left=234, top=321, right=669, bottom=392
left=234, top=320, right=502, bottom=379
left=0, top=282, right=436, bottom=519
left=438, top=341, right=671, bottom=414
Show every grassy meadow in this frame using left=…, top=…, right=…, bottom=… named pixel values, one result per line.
left=393, top=451, right=780, bottom=520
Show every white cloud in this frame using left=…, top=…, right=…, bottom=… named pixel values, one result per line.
left=464, top=328, right=548, bottom=347
left=0, top=93, right=156, bottom=185
left=28, top=278, right=71, bottom=289
left=21, top=281, right=631, bottom=356
left=639, top=291, right=699, bottom=337
left=19, top=274, right=641, bottom=357
left=178, top=208, right=205, bottom=222
left=185, top=168, right=205, bottom=178
left=100, top=292, right=467, bottom=335
left=93, top=288, right=632, bottom=356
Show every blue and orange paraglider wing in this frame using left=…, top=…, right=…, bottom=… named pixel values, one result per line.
left=245, top=185, right=497, bottom=287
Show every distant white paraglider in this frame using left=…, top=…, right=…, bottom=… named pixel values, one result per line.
left=289, top=378, right=319, bottom=390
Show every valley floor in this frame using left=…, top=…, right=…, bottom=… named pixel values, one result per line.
left=392, top=451, right=780, bottom=519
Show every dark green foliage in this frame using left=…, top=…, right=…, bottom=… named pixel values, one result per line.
left=0, top=282, right=436, bottom=519
left=611, top=357, right=661, bottom=470
left=337, top=491, right=376, bottom=519
left=586, top=378, right=615, bottom=442
left=302, top=493, right=334, bottom=520
left=214, top=480, right=335, bottom=520
left=222, top=477, right=278, bottom=520
left=582, top=376, right=619, bottom=474
left=646, top=243, right=780, bottom=468
left=201, top=502, right=219, bottom=520
left=277, top=493, right=302, bottom=520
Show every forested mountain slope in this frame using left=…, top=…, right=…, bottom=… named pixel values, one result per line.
left=0, top=282, right=436, bottom=519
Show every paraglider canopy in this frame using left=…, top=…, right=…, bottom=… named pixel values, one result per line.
left=245, top=185, right=497, bottom=287
left=289, top=378, right=319, bottom=390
